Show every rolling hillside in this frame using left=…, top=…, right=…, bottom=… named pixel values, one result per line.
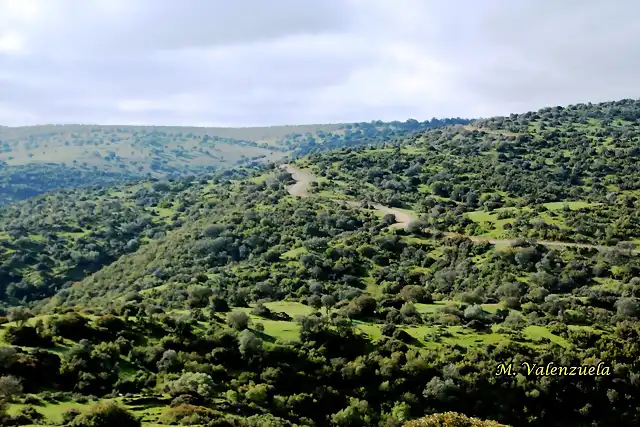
left=0, top=118, right=469, bottom=205
left=0, top=99, right=639, bottom=426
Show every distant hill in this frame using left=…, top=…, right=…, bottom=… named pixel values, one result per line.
left=0, top=118, right=470, bottom=204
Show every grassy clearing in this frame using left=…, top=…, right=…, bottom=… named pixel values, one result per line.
left=248, top=172, right=274, bottom=184
left=281, top=247, right=308, bottom=259
left=7, top=400, right=96, bottom=424
left=263, top=301, right=314, bottom=317
left=256, top=318, right=301, bottom=342
left=415, top=302, right=451, bottom=313
left=543, top=201, right=596, bottom=211
left=466, top=210, right=515, bottom=238
left=524, top=325, right=569, bottom=347
left=8, top=396, right=168, bottom=426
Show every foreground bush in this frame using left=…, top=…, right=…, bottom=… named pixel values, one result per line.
left=68, top=401, right=140, bottom=427
left=404, top=412, right=509, bottom=427
left=160, top=404, right=218, bottom=425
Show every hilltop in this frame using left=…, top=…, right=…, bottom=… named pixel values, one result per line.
left=0, top=99, right=639, bottom=426
left=0, top=118, right=469, bottom=204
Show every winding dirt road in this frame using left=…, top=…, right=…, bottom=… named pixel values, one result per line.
left=281, top=164, right=314, bottom=198
left=281, top=164, right=635, bottom=253
left=282, top=164, right=413, bottom=228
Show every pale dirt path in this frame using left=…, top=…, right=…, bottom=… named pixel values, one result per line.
left=281, top=164, right=314, bottom=197
left=372, top=203, right=414, bottom=229
left=281, top=163, right=635, bottom=252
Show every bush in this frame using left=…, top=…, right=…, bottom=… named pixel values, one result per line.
left=170, top=394, right=200, bottom=407
left=68, top=401, right=140, bottom=427
left=403, top=412, right=508, bottom=427
left=22, top=395, right=43, bottom=406
left=10, top=406, right=44, bottom=426
left=250, top=303, right=271, bottom=318
left=4, top=325, right=53, bottom=347
left=160, top=404, right=218, bottom=425
left=62, top=409, right=82, bottom=425
left=165, top=372, right=216, bottom=401
left=226, top=312, right=249, bottom=331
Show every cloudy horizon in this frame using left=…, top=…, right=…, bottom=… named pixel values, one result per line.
left=1, top=0, right=639, bottom=127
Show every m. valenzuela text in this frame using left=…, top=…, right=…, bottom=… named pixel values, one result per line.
left=496, top=362, right=611, bottom=377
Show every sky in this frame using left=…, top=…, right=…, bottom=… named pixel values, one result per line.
left=1, top=0, right=639, bottom=127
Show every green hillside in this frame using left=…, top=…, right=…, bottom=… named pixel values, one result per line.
left=0, top=99, right=639, bottom=426
left=0, top=118, right=469, bottom=205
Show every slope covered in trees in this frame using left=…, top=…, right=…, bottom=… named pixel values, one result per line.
left=307, top=99, right=640, bottom=246
left=0, top=118, right=469, bottom=204
left=0, top=99, right=638, bottom=426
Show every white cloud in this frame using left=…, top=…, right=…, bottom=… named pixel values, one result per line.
left=0, top=0, right=639, bottom=126
left=0, top=32, right=26, bottom=53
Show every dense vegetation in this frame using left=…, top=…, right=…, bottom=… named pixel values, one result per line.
left=308, top=99, right=640, bottom=246
left=0, top=99, right=638, bottom=426
left=0, top=118, right=469, bottom=204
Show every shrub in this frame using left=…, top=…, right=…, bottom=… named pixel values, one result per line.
left=62, top=409, right=82, bottom=425
left=68, top=401, right=140, bottom=427
left=165, top=372, right=215, bottom=401
left=226, top=312, right=249, bottom=331
left=4, top=325, right=53, bottom=347
left=403, top=412, right=509, bottom=427
left=10, top=406, right=44, bottom=426
left=160, top=404, right=218, bottom=425
left=22, top=395, right=43, bottom=406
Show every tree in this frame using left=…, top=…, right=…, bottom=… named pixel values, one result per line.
left=0, top=376, right=22, bottom=401
left=165, top=372, right=215, bottom=401
left=399, top=285, right=431, bottom=303
left=423, top=377, right=459, bottom=403
left=345, top=295, right=377, bottom=319
left=209, top=296, right=230, bottom=314
left=407, top=220, right=427, bottom=235
left=187, top=285, right=212, bottom=309
left=463, top=305, right=487, bottom=321
left=157, top=349, right=181, bottom=373
left=238, top=329, right=263, bottom=359
left=7, top=307, right=33, bottom=326
left=251, top=303, right=271, bottom=318
left=245, top=383, right=271, bottom=404
left=403, top=412, right=508, bottom=426
left=381, top=213, right=397, bottom=226
left=503, top=312, right=525, bottom=330
left=321, top=295, right=336, bottom=314
left=308, top=295, right=322, bottom=310
left=331, top=398, right=373, bottom=426
left=616, top=297, right=640, bottom=317
left=400, top=302, right=418, bottom=318
left=226, top=311, right=249, bottom=331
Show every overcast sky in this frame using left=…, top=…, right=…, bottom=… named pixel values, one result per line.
left=1, top=0, right=639, bottom=127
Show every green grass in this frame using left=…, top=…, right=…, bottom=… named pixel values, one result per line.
left=281, top=247, right=308, bottom=259
left=7, top=400, right=96, bottom=424
left=263, top=301, right=314, bottom=317
left=524, top=325, right=569, bottom=347
left=256, top=318, right=301, bottom=342
left=355, top=322, right=383, bottom=340
left=466, top=210, right=515, bottom=237
left=8, top=397, right=168, bottom=426
left=415, top=302, right=451, bottom=313
left=543, top=201, right=597, bottom=210
left=363, top=275, right=380, bottom=297
left=248, top=172, right=274, bottom=184
left=481, top=303, right=504, bottom=313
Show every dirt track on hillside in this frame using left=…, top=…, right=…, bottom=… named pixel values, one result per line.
left=281, top=164, right=635, bottom=253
